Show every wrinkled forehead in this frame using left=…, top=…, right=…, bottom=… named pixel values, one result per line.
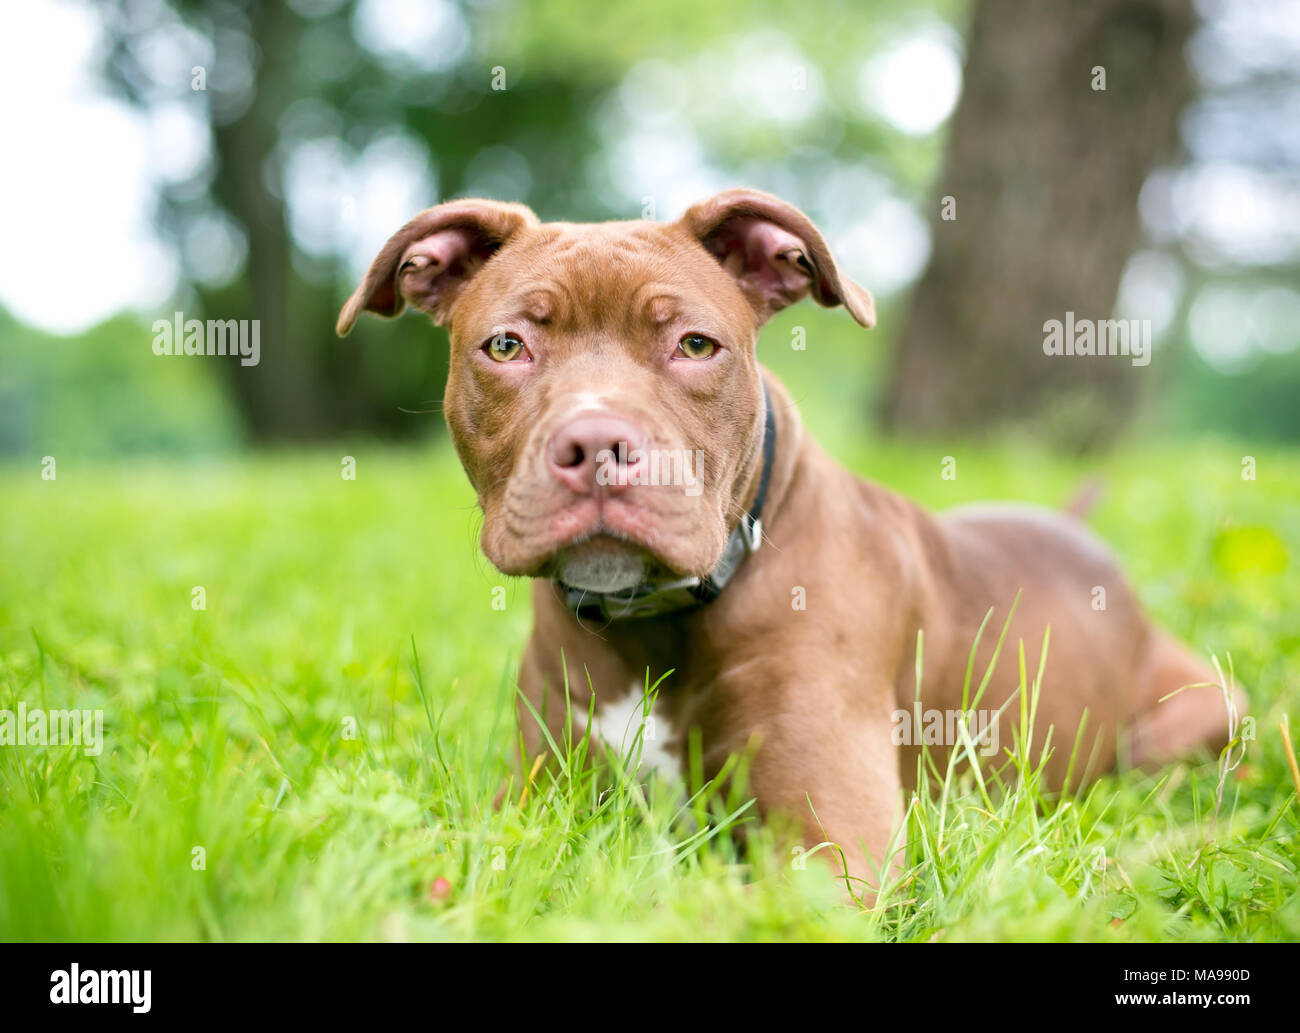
left=451, top=220, right=754, bottom=339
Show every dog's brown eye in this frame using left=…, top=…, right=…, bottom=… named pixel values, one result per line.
left=676, top=334, right=717, bottom=360
left=484, top=331, right=527, bottom=362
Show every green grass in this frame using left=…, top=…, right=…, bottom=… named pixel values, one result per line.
left=1, top=432, right=1298, bottom=942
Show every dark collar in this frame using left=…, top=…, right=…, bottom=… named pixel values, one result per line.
left=557, top=382, right=776, bottom=621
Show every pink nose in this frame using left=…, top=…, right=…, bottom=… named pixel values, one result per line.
left=546, top=413, right=649, bottom=496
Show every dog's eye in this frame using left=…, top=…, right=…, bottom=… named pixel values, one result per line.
left=676, top=334, right=717, bottom=361
left=484, top=331, right=527, bottom=362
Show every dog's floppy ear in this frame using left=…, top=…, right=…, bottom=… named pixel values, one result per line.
left=678, top=188, right=875, bottom=329
left=336, top=199, right=539, bottom=336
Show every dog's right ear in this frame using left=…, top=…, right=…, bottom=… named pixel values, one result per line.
left=336, top=199, right=538, bottom=336
left=679, top=188, right=875, bottom=329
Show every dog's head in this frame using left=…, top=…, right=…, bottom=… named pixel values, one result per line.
left=338, top=188, right=874, bottom=593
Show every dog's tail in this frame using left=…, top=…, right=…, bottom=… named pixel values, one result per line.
left=1063, top=477, right=1105, bottom=521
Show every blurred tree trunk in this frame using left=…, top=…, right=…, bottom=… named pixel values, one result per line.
left=99, top=0, right=607, bottom=445
left=205, top=3, right=314, bottom=439
left=204, top=1, right=427, bottom=442
left=880, top=0, right=1194, bottom=443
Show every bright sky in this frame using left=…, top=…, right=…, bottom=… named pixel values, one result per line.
left=0, top=1, right=177, bottom=333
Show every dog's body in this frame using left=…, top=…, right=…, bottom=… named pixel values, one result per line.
left=340, top=189, right=1241, bottom=897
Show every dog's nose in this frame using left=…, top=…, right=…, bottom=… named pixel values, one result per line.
left=546, top=413, right=649, bottom=496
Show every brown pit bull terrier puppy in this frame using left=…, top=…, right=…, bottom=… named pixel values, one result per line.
left=338, top=188, right=1242, bottom=900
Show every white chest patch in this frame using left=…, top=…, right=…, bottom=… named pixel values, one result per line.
left=586, top=682, right=683, bottom=783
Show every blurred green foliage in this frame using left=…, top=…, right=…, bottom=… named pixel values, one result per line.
left=0, top=312, right=240, bottom=458
left=1172, top=352, right=1300, bottom=444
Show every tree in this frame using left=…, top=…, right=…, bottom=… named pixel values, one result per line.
left=879, top=0, right=1194, bottom=443
left=98, top=0, right=610, bottom=441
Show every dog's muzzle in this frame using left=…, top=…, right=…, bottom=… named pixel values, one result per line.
left=556, top=383, right=775, bottom=621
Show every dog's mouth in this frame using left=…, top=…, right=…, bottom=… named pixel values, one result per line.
left=485, top=481, right=726, bottom=587
left=548, top=532, right=673, bottom=593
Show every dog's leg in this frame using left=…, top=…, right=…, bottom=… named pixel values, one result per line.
left=763, top=719, right=903, bottom=905
left=698, top=685, right=905, bottom=906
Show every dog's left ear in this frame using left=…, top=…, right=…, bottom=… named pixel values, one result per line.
left=336, top=198, right=539, bottom=336
left=678, top=188, right=875, bottom=329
